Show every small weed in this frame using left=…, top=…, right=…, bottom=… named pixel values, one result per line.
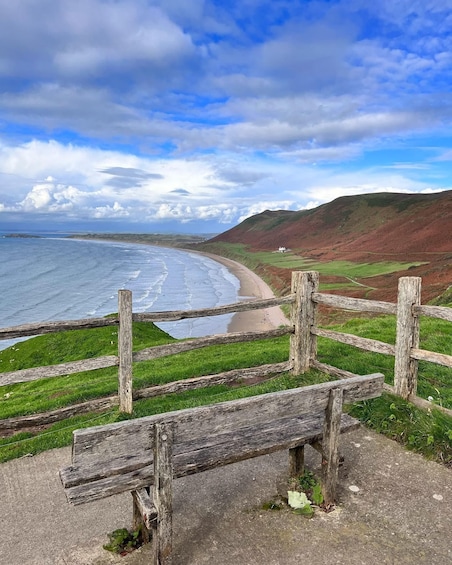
left=295, top=470, right=324, bottom=506
left=297, top=470, right=318, bottom=492
left=311, top=483, right=324, bottom=506
left=287, top=470, right=325, bottom=517
left=103, top=527, right=144, bottom=555
left=292, top=504, right=314, bottom=518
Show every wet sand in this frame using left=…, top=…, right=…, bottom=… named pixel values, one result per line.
left=199, top=252, right=289, bottom=332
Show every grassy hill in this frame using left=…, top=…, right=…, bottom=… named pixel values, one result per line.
left=197, top=191, right=452, bottom=303
left=210, top=191, right=451, bottom=254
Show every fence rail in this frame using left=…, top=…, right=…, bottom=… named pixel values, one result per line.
left=1, top=271, right=451, bottom=434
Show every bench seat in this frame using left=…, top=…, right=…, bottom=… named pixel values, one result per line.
left=61, top=411, right=360, bottom=504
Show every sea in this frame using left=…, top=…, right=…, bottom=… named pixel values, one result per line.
left=0, top=234, right=241, bottom=351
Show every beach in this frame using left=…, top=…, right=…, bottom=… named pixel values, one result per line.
left=200, top=252, right=289, bottom=332
left=61, top=234, right=288, bottom=333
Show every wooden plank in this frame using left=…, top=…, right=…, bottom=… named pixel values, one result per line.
left=0, top=396, right=117, bottom=435
left=406, top=393, right=452, bottom=418
left=133, top=327, right=291, bottom=363
left=321, top=388, right=343, bottom=506
left=0, top=317, right=118, bottom=339
left=394, top=277, right=421, bottom=398
left=132, top=488, right=157, bottom=532
left=132, top=295, right=295, bottom=323
left=310, top=360, right=362, bottom=380
left=133, top=362, right=291, bottom=400
left=153, top=423, right=174, bottom=565
left=62, top=412, right=359, bottom=489
left=0, top=355, right=118, bottom=386
left=312, top=293, right=396, bottom=315
left=118, top=290, right=133, bottom=413
left=312, top=327, right=395, bottom=356
left=415, top=304, right=452, bottom=323
left=70, top=374, right=383, bottom=467
left=62, top=413, right=361, bottom=505
left=410, top=348, right=452, bottom=368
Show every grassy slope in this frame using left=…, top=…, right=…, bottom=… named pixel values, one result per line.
left=1, top=315, right=451, bottom=467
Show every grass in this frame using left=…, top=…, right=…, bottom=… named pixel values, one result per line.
left=0, top=322, right=176, bottom=418
left=0, top=329, right=290, bottom=419
left=1, top=312, right=451, bottom=467
left=316, top=316, right=452, bottom=408
left=200, top=242, right=425, bottom=276
left=315, top=315, right=452, bottom=466
left=197, top=242, right=426, bottom=291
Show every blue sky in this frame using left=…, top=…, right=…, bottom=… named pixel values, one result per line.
left=1, top=0, right=451, bottom=233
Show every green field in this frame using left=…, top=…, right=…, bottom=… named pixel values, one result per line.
left=197, top=242, right=427, bottom=290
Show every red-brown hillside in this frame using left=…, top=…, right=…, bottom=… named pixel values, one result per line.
left=209, top=191, right=452, bottom=303
left=212, top=191, right=451, bottom=254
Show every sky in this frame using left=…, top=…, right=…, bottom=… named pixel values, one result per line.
left=1, top=0, right=452, bottom=234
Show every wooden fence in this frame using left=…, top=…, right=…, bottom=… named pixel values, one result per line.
left=1, top=271, right=451, bottom=434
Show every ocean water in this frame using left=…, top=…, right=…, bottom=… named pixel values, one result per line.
left=0, top=236, right=240, bottom=351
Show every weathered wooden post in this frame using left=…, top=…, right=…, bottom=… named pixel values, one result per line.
left=321, top=387, right=343, bottom=506
left=153, top=422, right=174, bottom=565
left=118, top=289, right=133, bottom=413
left=290, top=271, right=319, bottom=374
left=394, top=277, right=421, bottom=399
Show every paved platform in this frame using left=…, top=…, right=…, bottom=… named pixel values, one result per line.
left=1, top=427, right=451, bottom=565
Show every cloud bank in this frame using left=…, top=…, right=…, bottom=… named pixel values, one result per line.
left=0, top=0, right=451, bottom=231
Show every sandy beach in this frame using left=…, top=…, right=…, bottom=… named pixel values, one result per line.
left=200, top=252, right=289, bottom=332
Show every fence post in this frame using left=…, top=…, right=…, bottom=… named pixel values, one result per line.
left=118, top=289, right=133, bottom=413
left=394, top=277, right=421, bottom=399
left=290, top=271, right=319, bottom=374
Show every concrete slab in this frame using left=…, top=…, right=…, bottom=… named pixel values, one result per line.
left=1, top=427, right=451, bottom=565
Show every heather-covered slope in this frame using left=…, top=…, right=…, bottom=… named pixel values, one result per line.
left=208, top=191, right=452, bottom=302
left=211, top=191, right=452, bottom=255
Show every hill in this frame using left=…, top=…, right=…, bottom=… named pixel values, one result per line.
left=206, top=191, right=452, bottom=303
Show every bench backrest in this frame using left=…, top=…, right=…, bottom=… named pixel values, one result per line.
left=61, top=373, right=383, bottom=505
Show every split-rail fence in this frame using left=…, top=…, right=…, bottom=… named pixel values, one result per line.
left=1, top=271, right=451, bottom=435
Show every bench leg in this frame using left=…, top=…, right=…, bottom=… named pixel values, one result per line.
left=289, top=445, right=305, bottom=477
left=153, top=422, right=174, bottom=565
left=321, top=388, right=343, bottom=507
left=132, top=487, right=155, bottom=544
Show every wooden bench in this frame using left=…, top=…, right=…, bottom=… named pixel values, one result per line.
left=60, top=373, right=384, bottom=564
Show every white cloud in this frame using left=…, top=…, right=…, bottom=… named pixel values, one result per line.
left=0, top=1, right=196, bottom=82
left=94, top=202, right=129, bottom=219
left=19, top=183, right=53, bottom=211
left=237, top=201, right=295, bottom=223
left=1, top=136, right=450, bottom=230
left=281, top=145, right=362, bottom=163
left=434, top=149, right=452, bottom=161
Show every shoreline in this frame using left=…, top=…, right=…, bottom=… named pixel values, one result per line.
left=195, top=251, right=289, bottom=332
left=70, top=235, right=288, bottom=333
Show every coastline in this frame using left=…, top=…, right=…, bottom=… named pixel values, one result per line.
left=70, top=234, right=288, bottom=333
left=197, top=251, right=289, bottom=332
